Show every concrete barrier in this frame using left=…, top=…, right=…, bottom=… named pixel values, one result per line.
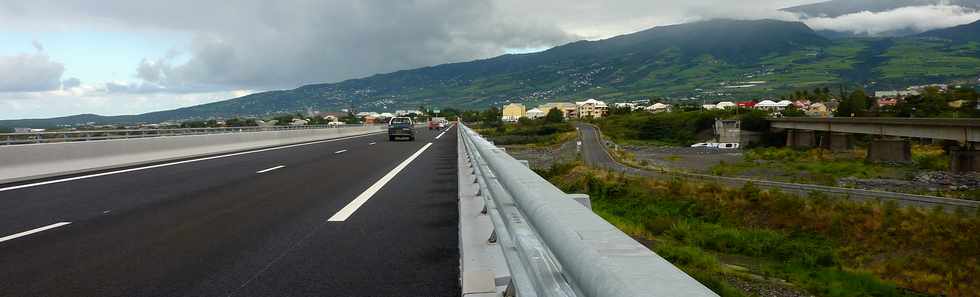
left=0, top=126, right=383, bottom=184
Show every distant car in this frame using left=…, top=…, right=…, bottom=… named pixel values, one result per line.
left=388, top=117, right=415, bottom=141
left=328, top=121, right=346, bottom=127
left=428, top=117, right=447, bottom=130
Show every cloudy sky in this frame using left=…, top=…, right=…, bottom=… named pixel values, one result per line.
left=1, top=0, right=979, bottom=120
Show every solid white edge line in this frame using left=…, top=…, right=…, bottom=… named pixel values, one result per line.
left=334, top=149, right=348, bottom=154
left=0, top=222, right=72, bottom=243
left=327, top=142, right=434, bottom=222
left=0, top=132, right=385, bottom=193
left=256, top=165, right=286, bottom=174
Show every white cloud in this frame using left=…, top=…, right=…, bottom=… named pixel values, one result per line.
left=61, top=77, right=82, bottom=89
left=804, top=5, right=980, bottom=36
left=0, top=46, right=65, bottom=93
left=0, top=87, right=252, bottom=119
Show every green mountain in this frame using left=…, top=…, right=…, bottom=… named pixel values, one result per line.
left=3, top=19, right=980, bottom=128
left=918, top=20, right=980, bottom=43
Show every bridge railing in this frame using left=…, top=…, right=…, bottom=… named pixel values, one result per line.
left=458, top=123, right=718, bottom=297
left=0, top=124, right=374, bottom=146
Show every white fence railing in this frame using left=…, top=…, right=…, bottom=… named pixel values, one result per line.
left=0, top=125, right=371, bottom=145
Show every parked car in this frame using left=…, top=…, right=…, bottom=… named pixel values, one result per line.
left=387, top=117, right=415, bottom=141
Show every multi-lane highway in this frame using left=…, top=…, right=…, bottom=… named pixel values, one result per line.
left=0, top=126, right=460, bottom=296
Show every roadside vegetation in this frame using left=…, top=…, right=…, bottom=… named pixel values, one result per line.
left=539, top=163, right=980, bottom=297
left=596, top=108, right=773, bottom=147
left=472, top=108, right=576, bottom=146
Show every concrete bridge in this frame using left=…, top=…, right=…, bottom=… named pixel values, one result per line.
left=770, top=117, right=980, bottom=172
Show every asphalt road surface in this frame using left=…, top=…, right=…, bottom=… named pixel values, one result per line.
left=576, top=123, right=980, bottom=210
left=0, top=126, right=461, bottom=297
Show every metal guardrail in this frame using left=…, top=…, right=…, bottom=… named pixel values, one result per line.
left=459, top=123, right=718, bottom=297
left=0, top=124, right=373, bottom=146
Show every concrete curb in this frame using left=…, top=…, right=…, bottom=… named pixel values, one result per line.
left=0, top=126, right=383, bottom=185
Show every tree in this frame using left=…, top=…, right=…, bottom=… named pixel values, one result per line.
left=226, top=118, right=258, bottom=127
left=480, top=107, right=502, bottom=128
left=782, top=106, right=806, bottom=117
left=836, top=90, right=869, bottom=117
left=544, top=108, right=564, bottom=123
left=609, top=104, right=633, bottom=115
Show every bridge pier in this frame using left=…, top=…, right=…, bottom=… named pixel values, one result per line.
left=950, top=144, right=980, bottom=172
left=786, top=130, right=816, bottom=148
left=820, top=132, right=854, bottom=152
left=867, top=138, right=911, bottom=163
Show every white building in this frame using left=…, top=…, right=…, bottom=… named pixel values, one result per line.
left=526, top=108, right=546, bottom=119
left=575, top=99, right=609, bottom=118
left=755, top=100, right=792, bottom=111
left=646, top=103, right=672, bottom=112
left=716, top=101, right=737, bottom=109
left=13, top=128, right=46, bottom=133
left=614, top=102, right=642, bottom=111
left=875, top=90, right=919, bottom=98
left=394, top=110, right=424, bottom=116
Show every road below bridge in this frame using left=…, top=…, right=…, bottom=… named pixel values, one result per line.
left=576, top=123, right=980, bottom=211
left=0, top=126, right=460, bottom=296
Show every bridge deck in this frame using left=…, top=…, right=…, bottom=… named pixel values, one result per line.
left=770, top=117, right=980, bottom=143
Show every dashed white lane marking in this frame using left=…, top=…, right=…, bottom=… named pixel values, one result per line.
left=328, top=142, right=434, bottom=222
left=256, top=165, right=286, bottom=174
left=0, top=222, right=71, bottom=243
left=369, top=142, right=377, bottom=146
left=334, top=150, right=348, bottom=154
left=434, top=124, right=456, bottom=140
left=0, top=132, right=383, bottom=193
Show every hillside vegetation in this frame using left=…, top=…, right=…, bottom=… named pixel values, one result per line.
left=4, top=19, right=980, bottom=128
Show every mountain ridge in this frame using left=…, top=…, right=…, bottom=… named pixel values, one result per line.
left=782, top=0, right=980, bottom=18
left=3, top=18, right=979, bottom=128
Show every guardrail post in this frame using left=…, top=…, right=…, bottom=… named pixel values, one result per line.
left=567, top=194, right=592, bottom=210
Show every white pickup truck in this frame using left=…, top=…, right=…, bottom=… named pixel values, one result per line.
left=690, top=142, right=740, bottom=149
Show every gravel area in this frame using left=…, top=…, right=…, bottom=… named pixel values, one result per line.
left=840, top=171, right=980, bottom=196
left=503, top=140, right=579, bottom=170
left=724, top=275, right=814, bottom=297
left=620, top=145, right=744, bottom=173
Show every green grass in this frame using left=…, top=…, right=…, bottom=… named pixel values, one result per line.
left=550, top=167, right=975, bottom=296
left=879, top=39, right=980, bottom=79
left=710, top=147, right=908, bottom=186
left=474, top=120, right=575, bottom=146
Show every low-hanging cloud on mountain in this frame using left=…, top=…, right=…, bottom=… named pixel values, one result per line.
left=802, top=5, right=980, bottom=36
